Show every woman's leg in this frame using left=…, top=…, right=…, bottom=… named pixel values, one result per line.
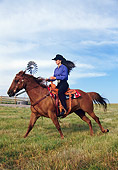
left=58, top=81, right=69, bottom=111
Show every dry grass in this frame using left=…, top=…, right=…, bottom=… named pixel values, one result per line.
left=0, top=104, right=118, bottom=170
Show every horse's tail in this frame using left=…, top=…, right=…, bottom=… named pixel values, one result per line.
left=87, top=92, right=108, bottom=110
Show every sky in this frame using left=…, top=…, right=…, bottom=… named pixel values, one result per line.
left=0, top=0, right=118, bottom=103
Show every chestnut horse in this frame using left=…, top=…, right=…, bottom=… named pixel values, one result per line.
left=7, top=71, right=109, bottom=139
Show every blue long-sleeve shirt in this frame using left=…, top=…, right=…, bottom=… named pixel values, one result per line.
left=54, top=64, right=68, bottom=80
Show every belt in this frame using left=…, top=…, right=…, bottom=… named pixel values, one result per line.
left=57, top=80, right=67, bottom=85
left=57, top=80, right=60, bottom=84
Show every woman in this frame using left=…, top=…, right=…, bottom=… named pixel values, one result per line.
left=49, top=54, right=75, bottom=116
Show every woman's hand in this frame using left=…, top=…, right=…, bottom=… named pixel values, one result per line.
left=45, top=78, right=49, bottom=81
left=50, top=76, right=56, bottom=80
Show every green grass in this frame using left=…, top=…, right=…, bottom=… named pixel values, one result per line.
left=0, top=104, right=118, bottom=170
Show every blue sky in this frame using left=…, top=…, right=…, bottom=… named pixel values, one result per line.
left=0, top=0, right=118, bottom=103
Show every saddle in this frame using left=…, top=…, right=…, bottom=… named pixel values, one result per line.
left=49, top=82, right=81, bottom=117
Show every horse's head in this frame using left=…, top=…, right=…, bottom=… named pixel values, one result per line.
left=7, top=71, right=26, bottom=97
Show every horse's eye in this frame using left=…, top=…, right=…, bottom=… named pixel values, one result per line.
left=15, top=79, right=19, bottom=83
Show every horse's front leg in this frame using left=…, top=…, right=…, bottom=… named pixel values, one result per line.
left=24, top=112, right=39, bottom=138
left=48, top=111, right=64, bottom=139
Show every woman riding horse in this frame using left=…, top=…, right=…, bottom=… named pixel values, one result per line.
left=7, top=70, right=109, bottom=139
left=49, top=54, right=75, bottom=116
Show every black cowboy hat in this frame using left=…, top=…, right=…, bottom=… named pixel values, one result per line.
left=52, top=54, right=65, bottom=61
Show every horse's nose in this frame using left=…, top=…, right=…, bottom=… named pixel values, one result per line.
left=7, top=90, right=12, bottom=97
left=7, top=90, right=10, bottom=96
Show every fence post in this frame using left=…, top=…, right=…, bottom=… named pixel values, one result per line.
left=15, top=96, right=17, bottom=104
left=0, top=96, right=2, bottom=104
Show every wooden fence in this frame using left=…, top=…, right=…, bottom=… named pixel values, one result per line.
left=0, top=96, right=30, bottom=105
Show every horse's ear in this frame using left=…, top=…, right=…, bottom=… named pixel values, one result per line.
left=18, top=70, right=26, bottom=76
left=23, top=70, right=26, bottom=74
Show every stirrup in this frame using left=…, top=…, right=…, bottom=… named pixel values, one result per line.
left=58, top=109, right=67, bottom=117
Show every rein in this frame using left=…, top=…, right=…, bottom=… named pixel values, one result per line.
left=15, top=84, right=39, bottom=97
left=16, top=90, right=26, bottom=96
left=25, top=82, right=51, bottom=107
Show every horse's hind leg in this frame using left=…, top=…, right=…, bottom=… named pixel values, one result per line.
left=88, top=112, right=109, bottom=133
left=24, top=112, right=39, bottom=138
left=75, top=109, right=93, bottom=136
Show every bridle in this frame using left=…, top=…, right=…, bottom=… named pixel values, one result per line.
left=13, top=74, right=51, bottom=107
left=14, top=75, right=39, bottom=96
left=14, top=76, right=25, bottom=95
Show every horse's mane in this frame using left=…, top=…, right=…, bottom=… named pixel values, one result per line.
left=34, top=77, right=47, bottom=88
left=24, top=74, right=47, bottom=88
left=22, top=74, right=47, bottom=88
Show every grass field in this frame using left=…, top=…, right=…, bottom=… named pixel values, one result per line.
left=0, top=104, right=118, bottom=170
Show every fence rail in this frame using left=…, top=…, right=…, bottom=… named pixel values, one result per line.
left=0, top=96, right=30, bottom=105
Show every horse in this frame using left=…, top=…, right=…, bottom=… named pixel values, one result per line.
left=7, top=70, right=109, bottom=139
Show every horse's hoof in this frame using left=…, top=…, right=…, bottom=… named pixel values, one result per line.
left=103, top=129, right=109, bottom=133
left=61, top=135, right=64, bottom=139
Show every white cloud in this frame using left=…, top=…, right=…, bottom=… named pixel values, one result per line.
left=71, top=72, right=107, bottom=78
left=76, top=63, right=94, bottom=69
left=80, top=40, right=118, bottom=46
left=0, top=42, right=38, bottom=54
left=0, top=0, right=117, bottom=40
left=68, top=71, right=107, bottom=86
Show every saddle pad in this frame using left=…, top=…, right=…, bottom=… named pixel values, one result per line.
left=48, top=87, right=81, bottom=99
left=65, top=90, right=81, bottom=99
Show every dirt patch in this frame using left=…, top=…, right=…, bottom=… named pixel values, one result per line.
left=0, top=104, right=30, bottom=108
